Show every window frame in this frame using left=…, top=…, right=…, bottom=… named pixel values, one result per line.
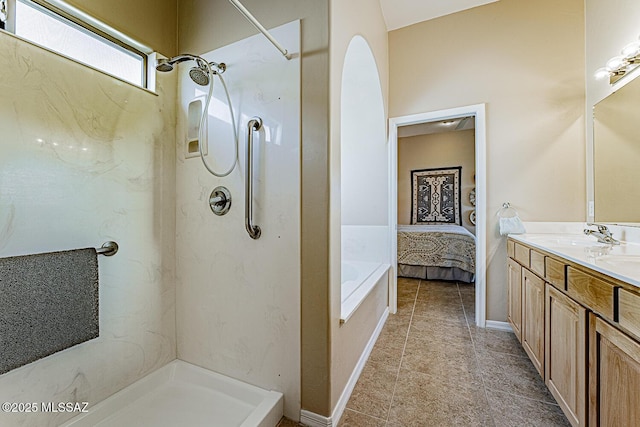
left=0, top=0, right=149, bottom=89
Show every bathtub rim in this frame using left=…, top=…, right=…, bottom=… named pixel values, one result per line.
left=340, top=262, right=390, bottom=324
left=341, top=260, right=382, bottom=303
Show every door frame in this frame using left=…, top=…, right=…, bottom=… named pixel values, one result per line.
left=388, top=103, right=487, bottom=327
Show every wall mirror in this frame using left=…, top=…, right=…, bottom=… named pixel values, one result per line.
left=593, top=75, right=640, bottom=226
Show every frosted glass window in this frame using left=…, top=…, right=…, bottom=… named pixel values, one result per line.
left=14, top=0, right=145, bottom=87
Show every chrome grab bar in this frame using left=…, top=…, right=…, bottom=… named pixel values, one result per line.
left=245, top=117, right=262, bottom=239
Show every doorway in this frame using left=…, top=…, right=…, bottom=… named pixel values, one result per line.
left=388, top=104, right=487, bottom=327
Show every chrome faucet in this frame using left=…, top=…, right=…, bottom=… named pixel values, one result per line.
left=584, top=223, right=620, bottom=245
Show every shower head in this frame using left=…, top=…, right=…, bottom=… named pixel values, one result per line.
left=155, top=55, right=198, bottom=72
left=189, top=65, right=210, bottom=86
left=156, top=55, right=227, bottom=86
left=155, top=58, right=175, bottom=72
left=156, top=54, right=211, bottom=85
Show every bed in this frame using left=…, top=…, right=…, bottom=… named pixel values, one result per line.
left=397, top=224, right=476, bottom=283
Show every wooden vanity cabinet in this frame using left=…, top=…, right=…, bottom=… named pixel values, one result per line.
left=546, top=284, right=587, bottom=427
left=507, top=245, right=546, bottom=377
left=507, top=257, right=523, bottom=342
left=508, top=238, right=640, bottom=427
left=522, top=268, right=545, bottom=377
left=589, top=314, right=640, bottom=427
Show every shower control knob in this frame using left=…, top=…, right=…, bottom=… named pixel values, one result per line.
left=209, top=186, right=232, bottom=216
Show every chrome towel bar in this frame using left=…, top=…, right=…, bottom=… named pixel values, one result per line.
left=96, top=241, right=119, bottom=256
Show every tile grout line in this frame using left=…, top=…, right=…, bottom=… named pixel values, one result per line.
left=458, top=281, right=499, bottom=427
left=342, top=407, right=389, bottom=423
left=383, top=279, right=420, bottom=426
left=483, top=384, right=564, bottom=407
left=460, top=281, right=568, bottom=425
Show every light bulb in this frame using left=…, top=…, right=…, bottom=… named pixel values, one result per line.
left=606, top=55, right=627, bottom=72
left=594, top=67, right=611, bottom=80
left=621, top=41, right=640, bottom=58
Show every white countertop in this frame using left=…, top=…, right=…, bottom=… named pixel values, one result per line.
left=509, top=233, right=640, bottom=288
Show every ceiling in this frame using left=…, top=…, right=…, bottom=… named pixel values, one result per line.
left=378, top=0, right=499, bottom=31
left=398, top=117, right=476, bottom=138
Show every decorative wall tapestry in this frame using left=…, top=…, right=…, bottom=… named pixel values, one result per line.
left=411, top=166, right=462, bottom=225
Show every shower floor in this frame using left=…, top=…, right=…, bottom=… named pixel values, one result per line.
left=62, top=360, right=283, bottom=427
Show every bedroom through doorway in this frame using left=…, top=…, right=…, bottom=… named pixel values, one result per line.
left=388, top=104, right=487, bottom=327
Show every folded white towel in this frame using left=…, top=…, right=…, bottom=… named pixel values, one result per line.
left=499, top=215, right=526, bottom=235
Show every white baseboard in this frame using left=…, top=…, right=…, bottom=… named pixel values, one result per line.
left=331, top=307, right=389, bottom=425
left=300, top=308, right=390, bottom=427
left=300, top=410, right=331, bottom=427
left=485, top=320, right=513, bottom=332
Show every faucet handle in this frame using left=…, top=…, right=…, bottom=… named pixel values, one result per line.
left=586, top=222, right=610, bottom=234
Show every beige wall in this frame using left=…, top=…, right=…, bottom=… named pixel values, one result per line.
left=398, top=130, right=476, bottom=233
left=389, top=0, right=586, bottom=321
left=67, top=0, right=177, bottom=55
left=178, top=0, right=331, bottom=418
left=585, top=0, right=640, bottom=221
left=329, top=0, right=389, bottom=416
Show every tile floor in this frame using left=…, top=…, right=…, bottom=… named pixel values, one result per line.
left=277, top=417, right=302, bottom=427
left=338, top=278, right=570, bottom=427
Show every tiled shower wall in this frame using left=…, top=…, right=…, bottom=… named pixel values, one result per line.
left=0, top=32, right=177, bottom=427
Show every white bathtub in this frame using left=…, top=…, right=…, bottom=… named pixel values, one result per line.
left=341, top=260, right=390, bottom=323
left=62, top=360, right=283, bottom=427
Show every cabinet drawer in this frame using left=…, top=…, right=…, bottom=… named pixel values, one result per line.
left=530, top=250, right=545, bottom=278
left=567, top=267, right=615, bottom=321
left=619, top=289, right=640, bottom=341
left=507, top=240, right=515, bottom=258
left=545, top=257, right=566, bottom=290
left=514, top=243, right=530, bottom=268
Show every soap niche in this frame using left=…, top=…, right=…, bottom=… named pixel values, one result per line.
left=186, top=98, right=207, bottom=158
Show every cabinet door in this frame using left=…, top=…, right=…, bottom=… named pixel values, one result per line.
left=522, top=268, right=545, bottom=377
left=546, top=284, right=587, bottom=427
left=507, top=258, right=523, bottom=342
left=589, top=314, right=640, bottom=427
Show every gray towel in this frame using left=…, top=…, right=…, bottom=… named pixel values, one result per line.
left=0, top=248, right=99, bottom=375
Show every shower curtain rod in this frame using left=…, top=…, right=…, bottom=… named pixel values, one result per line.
left=228, top=0, right=292, bottom=60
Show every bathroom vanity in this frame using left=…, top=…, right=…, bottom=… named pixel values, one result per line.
left=506, top=234, right=640, bottom=427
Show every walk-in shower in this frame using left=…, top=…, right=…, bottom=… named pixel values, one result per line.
left=0, top=0, right=301, bottom=422
left=156, top=54, right=238, bottom=178
left=61, top=18, right=302, bottom=425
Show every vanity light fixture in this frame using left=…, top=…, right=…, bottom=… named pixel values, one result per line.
left=0, top=0, right=7, bottom=30
left=595, top=37, right=640, bottom=84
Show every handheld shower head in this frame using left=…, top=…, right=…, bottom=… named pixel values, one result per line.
left=189, top=66, right=210, bottom=86
left=158, top=54, right=237, bottom=178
